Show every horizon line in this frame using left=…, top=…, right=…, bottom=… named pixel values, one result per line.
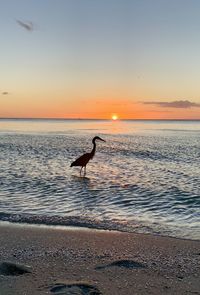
left=0, top=117, right=200, bottom=121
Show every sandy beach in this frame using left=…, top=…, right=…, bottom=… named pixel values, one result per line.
left=0, top=223, right=199, bottom=295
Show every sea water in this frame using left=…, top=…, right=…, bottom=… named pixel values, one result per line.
left=0, top=119, right=199, bottom=240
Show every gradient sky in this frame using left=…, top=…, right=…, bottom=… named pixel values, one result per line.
left=0, top=0, right=200, bottom=119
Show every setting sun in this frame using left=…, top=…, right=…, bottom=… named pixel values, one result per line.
left=112, top=114, right=118, bottom=120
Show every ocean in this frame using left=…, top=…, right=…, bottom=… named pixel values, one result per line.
left=0, top=119, right=199, bottom=240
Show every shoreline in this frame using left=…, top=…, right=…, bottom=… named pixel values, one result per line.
left=0, top=222, right=199, bottom=294
left=0, top=220, right=199, bottom=242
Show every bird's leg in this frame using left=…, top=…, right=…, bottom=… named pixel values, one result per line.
left=84, top=166, right=86, bottom=176
left=80, top=167, right=83, bottom=176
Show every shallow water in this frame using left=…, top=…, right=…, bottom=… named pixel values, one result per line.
left=0, top=119, right=200, bottom=239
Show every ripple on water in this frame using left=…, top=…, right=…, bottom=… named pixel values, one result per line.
left=0, top=130, right=200, bottom=240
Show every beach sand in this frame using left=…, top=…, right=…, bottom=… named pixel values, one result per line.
left=0, top=223, right=199, bottom=295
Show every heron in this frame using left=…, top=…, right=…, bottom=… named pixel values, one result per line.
left=70, top=136, right=105, bottom=176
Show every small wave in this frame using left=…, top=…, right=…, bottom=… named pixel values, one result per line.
left=0, top=212, right=199, bottom=240
left=0, top=212, right=134, bottom=231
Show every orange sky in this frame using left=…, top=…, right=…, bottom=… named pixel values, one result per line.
left=1, top=94, right=200, bottom=119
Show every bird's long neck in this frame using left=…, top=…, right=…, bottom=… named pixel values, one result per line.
left=90, top=141, right=96, bottom=159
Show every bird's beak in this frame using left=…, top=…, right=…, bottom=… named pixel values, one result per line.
left=99, top=137, right=106, bottom=142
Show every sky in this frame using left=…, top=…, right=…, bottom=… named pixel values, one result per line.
left=0, top=0, right=200, bottom=119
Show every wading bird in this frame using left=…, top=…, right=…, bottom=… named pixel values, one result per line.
left=70, top=136, right=105, bottom=176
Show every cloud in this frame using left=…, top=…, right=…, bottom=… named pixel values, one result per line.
left=2, top=92, right=9, bottom=95
left=16, top=19, right=35, bottom=32
left=142, top=100, right=200, bottom=108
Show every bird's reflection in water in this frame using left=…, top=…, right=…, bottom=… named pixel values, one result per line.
left=71, top=175, right=91, bottom=183
left=70, top=175, right=101, bottom=210
left=71, top=175, right=93, bottom=191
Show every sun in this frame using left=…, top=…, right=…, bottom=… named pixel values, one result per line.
left=111, top=114, right=118, bottom=121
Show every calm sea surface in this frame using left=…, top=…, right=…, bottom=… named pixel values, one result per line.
left=0, top=119, right=199, bottom=240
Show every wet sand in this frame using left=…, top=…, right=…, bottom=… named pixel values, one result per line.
left=0, top=222, right=199, bottom=295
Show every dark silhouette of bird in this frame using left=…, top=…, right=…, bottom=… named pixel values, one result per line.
left=70, top=136, right=105, bottom=176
